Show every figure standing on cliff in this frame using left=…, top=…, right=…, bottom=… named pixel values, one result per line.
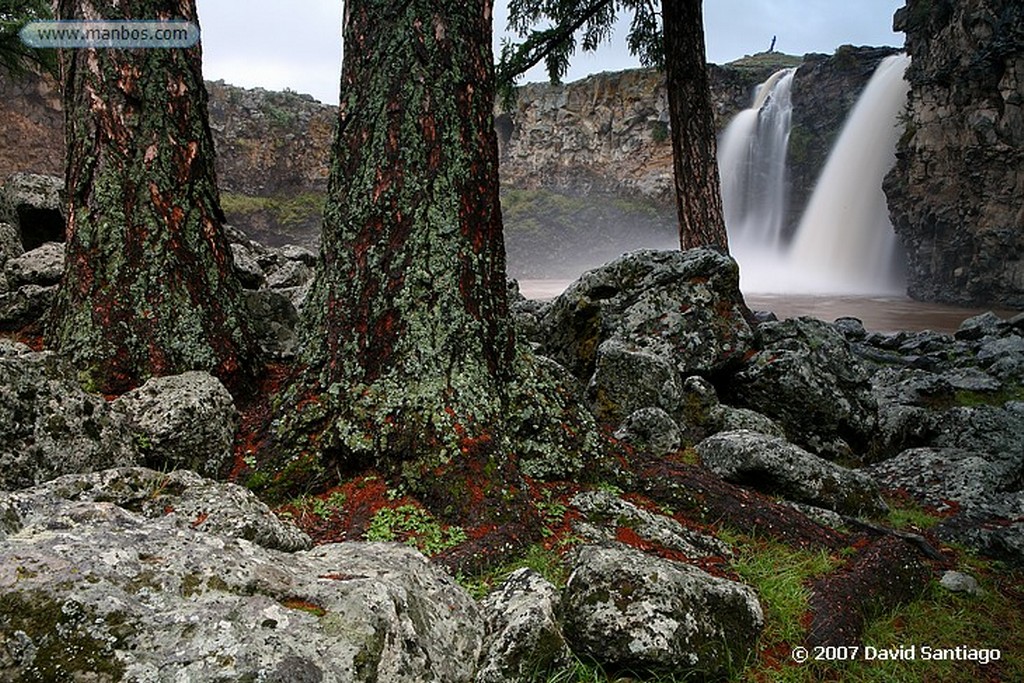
left=770, top=35, right=776, bottom=52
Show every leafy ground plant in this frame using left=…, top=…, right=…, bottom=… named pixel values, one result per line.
left=364, top=504, right=467, bottom=556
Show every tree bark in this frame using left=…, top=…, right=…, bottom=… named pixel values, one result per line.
left=662, top=0, right=730, bottom=252
left=276, top=0, right=514, bottom=480
left=47, top=0, right=255, bottom=394
left=270, top=0, right=602, bottom=518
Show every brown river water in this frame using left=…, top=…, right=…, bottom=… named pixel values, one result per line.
left=518, top=281, right=1022, bottom=335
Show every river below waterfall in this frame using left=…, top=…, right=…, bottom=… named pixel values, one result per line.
left=517, top=280, right=1021, bottom=335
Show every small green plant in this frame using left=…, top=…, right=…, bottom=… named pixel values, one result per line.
left=290, top=491, right=347, bottom=521
left=650, top=120, right=669, bottom=144
left=364, top=505, right=466, bottom=556
left=593, top=481, right=623, bottom=497
left=535, top=492, right=569, bottom=537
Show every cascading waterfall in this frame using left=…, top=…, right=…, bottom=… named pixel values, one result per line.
left=787, top=54, right=912, bottom=293
left=718, top=67, right=797, bottom=253
left=717, top=54, right=912, bottom=294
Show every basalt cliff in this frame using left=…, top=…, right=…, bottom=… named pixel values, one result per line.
left=884, top=0, right=1024, bottom=308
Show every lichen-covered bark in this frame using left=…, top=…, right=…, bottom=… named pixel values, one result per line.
left=271, top=0, right=603, bottom=515
left=47, top=0, right=255, bottom=394
left=663, top=0, right=730, bottom=252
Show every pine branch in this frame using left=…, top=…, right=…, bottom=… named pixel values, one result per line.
left=495, top=0, right=614, bottom=87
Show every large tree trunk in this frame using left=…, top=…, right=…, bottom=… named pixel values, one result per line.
left=270, top=0, right=601, bottom=520
left=47, top=0, right=255, bottom=394
left=276, top=0, right=514, bottom=485
left=662, top=0, right=730, bottom=252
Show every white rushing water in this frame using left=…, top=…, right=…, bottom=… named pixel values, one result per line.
left=718, top=55, right=912, bottom=295
left=719, top=68, right=796, bottom=254
left=787, top=54, right=912, bottom=294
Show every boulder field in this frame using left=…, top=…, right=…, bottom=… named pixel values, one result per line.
left=1, top=181, right=1023, bottom=680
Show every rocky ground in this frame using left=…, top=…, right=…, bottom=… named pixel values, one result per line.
left=2, top=174, right=1023, bottom=681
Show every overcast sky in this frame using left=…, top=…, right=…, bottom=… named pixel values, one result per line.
left=196, top=1, right=905, bottom=105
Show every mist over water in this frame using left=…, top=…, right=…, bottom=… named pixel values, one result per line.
left=720, top=55, right=912, bottom=296
left=514, top=54, right=1014, bottom=332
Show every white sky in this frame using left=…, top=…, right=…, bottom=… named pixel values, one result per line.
left=196, top=1, right=905, bottom=105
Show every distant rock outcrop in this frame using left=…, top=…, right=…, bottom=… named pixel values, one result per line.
left=884, top=0, right=1024, bottom=307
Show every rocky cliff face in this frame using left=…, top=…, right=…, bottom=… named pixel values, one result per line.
left=496, top=64, right=778, bottom=205
left=885, top=0, right=1024, bottom=307
left=205, top=82, right=334, bottom=197
left=0, top=50, right=902, bottom=280
left=0, top=70, right=63, bottom=182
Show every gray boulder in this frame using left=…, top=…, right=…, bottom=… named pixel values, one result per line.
left=230, top=242, right=266, bottom=289
left=112, top=371, right=239, bottom=477
left=244, top=288, right=300, bottom=360
left=977, top=336, right=1024, bottom=381
left=0, top=173, right=64, bottom=250
left=0, top=221, right=21, bottom=266
left=0, top=338, right=32, bottom=357
left=613, top=407, right=682, bottom=457
left=868, top=447, right=1016, bottom=511
left=0, top=481, right=481, bottom=682
left=562, top=544, right=762, bottom=678
left=587, top=339, right=682, bottom=428
left=277, top=280, right=314, bottom=314
left=698, top=430, right=887, bottom=516
left=266, top=259, right=313, bottom=289
left=476, top=569, right=569, bottom=683
left=933, top=403, right=1024, bottom=463
left=3, top=242, right=64, bottom=288
left=0, top=351, right=140, bottom=490
left=0, top=283, right=56, bottom=330
left=725, top=317, right=878, bottom=460
left=0, top=467, right=310, bottom=552
left=955, top=311, right=1009, bottom=341
left=541, top=249, right=753, bottom=382
left=676, top=375, right=722, bottom=443
left=939, top=571, right=984, bottom=597
left=571, top=490, right=731, bottom=559
left=867, top=446, right=1024, bottom=565
left=279, top=243, right=318, bottom=265
left=709, top=404, right=786, bottom=438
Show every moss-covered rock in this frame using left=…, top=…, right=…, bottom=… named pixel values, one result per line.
left=0, top=350, right=140, bottom=490
left=562, top=544, right=763, bottom=678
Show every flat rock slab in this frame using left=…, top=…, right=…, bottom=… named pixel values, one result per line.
left=0, top=471, right=482, bottom=682
left=698, top=430, right=888, bottom=517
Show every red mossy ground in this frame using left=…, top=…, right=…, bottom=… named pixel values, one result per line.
left=226, top=361, right=292, bottom=481
left=223, top=389, right=991, bottom=664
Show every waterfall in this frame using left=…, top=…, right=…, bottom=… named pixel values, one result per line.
left=719, top=68, right=797, bottom=253
left=787, top=54, right=912, bottom=293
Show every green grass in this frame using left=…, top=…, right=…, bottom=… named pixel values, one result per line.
left=724, top=52, right=802, bottom=72
left=728, top=535, right=842, bottom=649
left=457, top=543, right=569, bottom=600
left=220, top=191, right=325, bottom=229
left=885, top=497, right=943, bottom=531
